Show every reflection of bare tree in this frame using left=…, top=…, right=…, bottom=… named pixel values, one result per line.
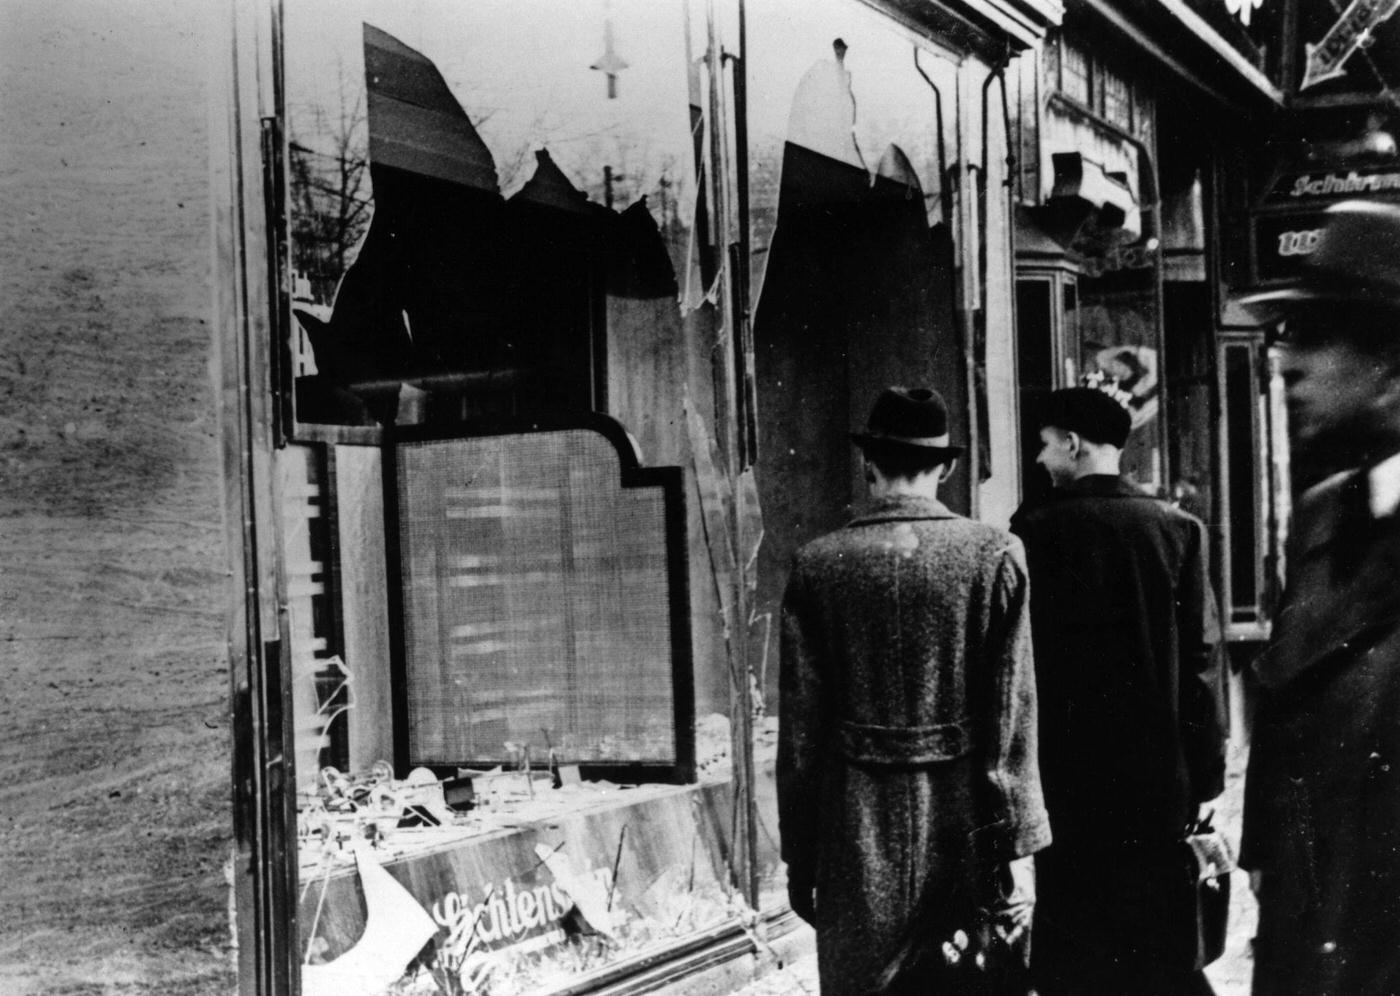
left=288, top=76, right=371, bottom=305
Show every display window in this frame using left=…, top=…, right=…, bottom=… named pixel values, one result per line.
left=230, top=0, right=1026, bottom=992
left=273, top=4, right=780, bottom=994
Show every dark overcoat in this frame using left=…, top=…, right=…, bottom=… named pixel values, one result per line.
left=1242, top=469, right=1400, bottom=996
left=1009, top=475, right=1226, bottom=981
left=778, top=495, right=1051, bottom=996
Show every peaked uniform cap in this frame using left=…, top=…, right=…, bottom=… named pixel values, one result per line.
left=1239, top=200, right=1400, bottom=321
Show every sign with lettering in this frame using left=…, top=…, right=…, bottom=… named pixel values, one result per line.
left=1262, top=165, right=1400, bottom=206
left=1078, top=241, right=1161, bottom=278
left=1253, top=211, right=1331, bottom=282
left=298, top=781, right=760, bottom=995
left=1302, top=0, right=1400, bottom=89
left=1275, top=228, right=1324, bottom=257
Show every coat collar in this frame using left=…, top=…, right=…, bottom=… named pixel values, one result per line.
left=1052, top=474, right=1159, bottom=500
left=847, top=494, right=958, bottom=527
left=1010, top=476, right=1161, bottom=530
left=1257, top=470, right=1400, bottom=690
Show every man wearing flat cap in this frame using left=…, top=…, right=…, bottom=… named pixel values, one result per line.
left=1239, top=200, right=1400, bottom=996
left=1009, top=382, right=1226, bottom=995
left=778, top=386, right=1051, bottom=995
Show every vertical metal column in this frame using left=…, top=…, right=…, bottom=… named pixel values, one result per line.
left=215, top=0, right=299, bottom=992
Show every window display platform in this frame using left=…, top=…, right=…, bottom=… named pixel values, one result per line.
left=298, top=722, right=785, bottom=996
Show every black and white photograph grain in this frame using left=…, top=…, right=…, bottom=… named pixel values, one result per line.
left=3, top=1, right=1398, bottom=994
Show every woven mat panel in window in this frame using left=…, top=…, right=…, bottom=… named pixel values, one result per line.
left=395, top=423, right=693, bottom=781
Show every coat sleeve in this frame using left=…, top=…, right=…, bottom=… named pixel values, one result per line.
left=974, top=541, right=1052, bottom=862
left=1240, top=494, right=1314, bottom=869
left=1177, top=518, right=1227, bottom=803
left=777, top=555, right=826, bottom=881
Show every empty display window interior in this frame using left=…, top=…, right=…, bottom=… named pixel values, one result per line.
left=393, top=423, right=694, bottom=782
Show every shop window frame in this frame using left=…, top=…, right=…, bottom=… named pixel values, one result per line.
left=1216, top=331, right=1282, bottom=641
left=384, top=413, right=697, bottom=785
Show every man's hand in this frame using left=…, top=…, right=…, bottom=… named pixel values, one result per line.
left=786, top=865, right=816, bottom=925
left=1195, top=795, right=1224, bottom=828
left=982, top=856, right=1035, bottom=967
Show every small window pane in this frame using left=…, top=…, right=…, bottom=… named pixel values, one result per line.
left=1102, top=65, right=1131, bottom=130
left=1062, top=39, right=1090, bottom=105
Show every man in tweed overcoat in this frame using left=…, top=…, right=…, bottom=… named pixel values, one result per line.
left=778, top=386, right=1052, bottom=996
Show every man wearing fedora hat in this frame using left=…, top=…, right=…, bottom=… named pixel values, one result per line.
left=1009, top=383, right=1226, bottom=995
left=777, top=386, right=1051, bottom=995
left=1239, top=200, right=1400, bottom=996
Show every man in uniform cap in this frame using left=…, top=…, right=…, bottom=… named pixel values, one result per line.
left=1239, top=200, right=1400, bottom=996
left=778, top=386, right=1051, bottom=995
left=1010, top=381, right=1226, bottom=995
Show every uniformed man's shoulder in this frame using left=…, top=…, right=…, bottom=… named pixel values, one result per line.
left=1289, top=469, right=1354, bottom=549
left=1298, top=469, right=1353, bottom=510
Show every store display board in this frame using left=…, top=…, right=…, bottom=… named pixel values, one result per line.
left=392, top=419, right=694, bottom=782
left=299, top=780, right=743, bottom=990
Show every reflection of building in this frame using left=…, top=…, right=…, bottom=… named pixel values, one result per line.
left=1009, top=1, right=1400, bottom=740
left=1010, top=3, right=1293, bottom=745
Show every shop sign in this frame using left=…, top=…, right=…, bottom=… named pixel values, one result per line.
left=1253, top=211, right=1331, bottom=282
left=1301, top=0, right=1400, bottom=90
left=1079, top=241, right=1160, bottom=278
left=1275, top=228, right=1324, bottom=256
left=1277, top=168, right=1400, bottom=201
left=300, top=785, right=744, bottom=994
left=431, top=868, right=597, bottom=958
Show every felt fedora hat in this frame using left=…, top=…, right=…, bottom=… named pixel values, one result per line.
left=1238, top=200, right=1400, bottom=322
left=851, top=386, right=964, bottom=458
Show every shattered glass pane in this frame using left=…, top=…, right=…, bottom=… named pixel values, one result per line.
left=284, top=2, right=697, bottom=429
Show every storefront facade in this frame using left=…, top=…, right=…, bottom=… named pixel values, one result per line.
left=1010, top=1, right=1291, bottom=720
left=1009, top=0, right=1400, bottom=729
left=214, top=2, right=1060, bottom=994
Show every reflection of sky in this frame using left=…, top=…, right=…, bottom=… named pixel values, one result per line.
left=285, top=0, right=698, bottom=209
left=284, top=0, right=966, bottom=261
left=746, top=0, right=958, bottom=179
left=744, top=0, right=960, bottom=250
left=284, top=0, right=959, bottom=186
